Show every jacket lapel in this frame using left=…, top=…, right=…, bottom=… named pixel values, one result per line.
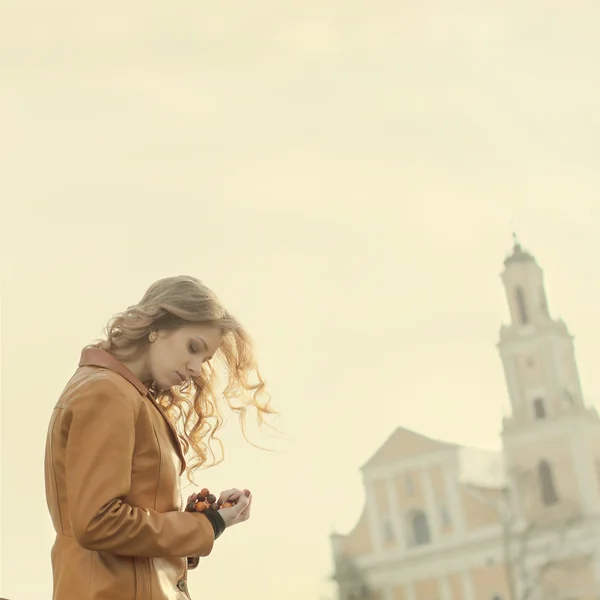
left=146, top=390, right=188, bottom=475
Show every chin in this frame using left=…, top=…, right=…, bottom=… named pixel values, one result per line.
left=153, top=377, right=173, bottom=392
left=157, top=373, right=185, bottom=392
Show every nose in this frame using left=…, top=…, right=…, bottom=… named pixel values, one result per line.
left=187, top=359, right=203, bottom=378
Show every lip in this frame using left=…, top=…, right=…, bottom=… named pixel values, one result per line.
left=175, top=371, right=187, bottom=385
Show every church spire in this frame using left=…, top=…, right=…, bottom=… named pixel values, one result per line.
left=498, top=240, right=587, bottom=426
left=504, top=233, right=536, bottom=267
left=500, top=237, right=547, bottom=326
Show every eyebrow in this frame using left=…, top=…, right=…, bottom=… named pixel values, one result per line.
left=195, top=336, right=209, bottom=351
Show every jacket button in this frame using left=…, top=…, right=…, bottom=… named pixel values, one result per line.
left=177, top=579, right=188, bottom=592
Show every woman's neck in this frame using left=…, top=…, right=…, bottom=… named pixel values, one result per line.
left=121, top=355, right=151, bottom=386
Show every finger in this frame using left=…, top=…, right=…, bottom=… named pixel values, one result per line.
left=239, top=492, right=252, bottom=520
left=227, top=489, right=245, bottom=502
left=218, top=488, right=243, bottom=505
left=217, top=489, right=233, bottom=505
left=233, top=493, right=250, bottom=518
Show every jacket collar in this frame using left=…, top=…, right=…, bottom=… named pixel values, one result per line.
left=79, top=347, right=148, bottom=395
left=78, top=347, right=187, bottom=474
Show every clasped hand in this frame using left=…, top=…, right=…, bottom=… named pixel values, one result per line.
left=186, top=487, right=252, bottom=528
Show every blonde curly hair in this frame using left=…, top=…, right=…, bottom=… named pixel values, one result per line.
left=95, top=275, right=276, bottom=483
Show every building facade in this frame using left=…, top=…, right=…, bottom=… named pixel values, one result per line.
left=331, top=241, right=600, bottom=600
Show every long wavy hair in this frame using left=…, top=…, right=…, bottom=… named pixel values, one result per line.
left=96, top=275, right=276, bottom=483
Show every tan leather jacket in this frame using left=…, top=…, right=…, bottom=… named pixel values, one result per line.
left=44, top=348, right=215, bottom=600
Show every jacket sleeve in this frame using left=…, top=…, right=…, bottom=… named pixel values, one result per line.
left=186, top=510, right=225, bottom=568
left=64, top=375, right=215, bottom=558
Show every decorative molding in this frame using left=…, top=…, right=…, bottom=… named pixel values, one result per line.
left=363, top=448, right=457, bottom=481
left=421, top=469, right=441, bottom=541
left=460, top=571, right=476, bottom=600
left=364, top=482, right=384, bottom=556
left=360, top=517, right=600, bottom=589
left=443, top=464, right=466, bottom=539
left=439, top=576, right=452, bottom=600
left=385, top=478, right=405, bottom=553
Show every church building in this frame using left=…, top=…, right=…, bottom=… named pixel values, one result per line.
left=331, top=240, right=600, bottom=600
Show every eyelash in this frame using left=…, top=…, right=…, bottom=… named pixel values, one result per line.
left=189, top=343, right=211, bottom=363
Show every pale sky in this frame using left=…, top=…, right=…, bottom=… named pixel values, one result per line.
left=2, top=2, right=600, bottom=599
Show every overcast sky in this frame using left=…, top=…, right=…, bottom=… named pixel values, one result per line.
left=2, top=2, right=600, bottom=599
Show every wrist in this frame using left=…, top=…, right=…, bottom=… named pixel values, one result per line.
left=202, top=509, right=226, bottom=540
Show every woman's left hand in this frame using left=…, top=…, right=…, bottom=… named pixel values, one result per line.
left=185, top=488, right=249, bottom=509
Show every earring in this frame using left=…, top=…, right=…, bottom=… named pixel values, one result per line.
left=148, top=330, right=157, bottom=343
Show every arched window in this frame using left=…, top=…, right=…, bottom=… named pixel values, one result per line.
left=516, top=286, right=528, bottom=324
left=382, top=517, right=395, bottom=543
left=408, top=510, right=430, bottom=546
left=533, top=397, right=546, bottom=419
left=538, top=460, right=558, bottom=505
left=440, top=505, right=451, bottom=527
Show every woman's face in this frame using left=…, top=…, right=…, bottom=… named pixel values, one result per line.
left=147, top=323, right=223, bottom=390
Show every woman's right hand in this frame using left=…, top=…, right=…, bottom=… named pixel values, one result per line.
left=217, top=488, right=252, bottom=528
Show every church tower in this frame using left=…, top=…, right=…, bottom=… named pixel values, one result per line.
left=498, top=236, right=600, bottom=521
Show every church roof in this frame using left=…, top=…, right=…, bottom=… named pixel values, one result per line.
left=361, top=426, right=456, bottom=469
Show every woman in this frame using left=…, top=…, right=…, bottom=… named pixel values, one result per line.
left=44, top=275, right=275, bottom=600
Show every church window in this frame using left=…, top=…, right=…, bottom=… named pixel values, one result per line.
left=538, top=460, right=558, bottom=505
left=407, top=510, right=431, bottom=546
left=533, top=397, right=546, bottom=419
left=382, top=517, right=395, bottom=543
left=515, top=286, right=528, bottom=324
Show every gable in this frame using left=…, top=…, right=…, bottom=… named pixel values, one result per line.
left=362, top=426, right=455, bottom=469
